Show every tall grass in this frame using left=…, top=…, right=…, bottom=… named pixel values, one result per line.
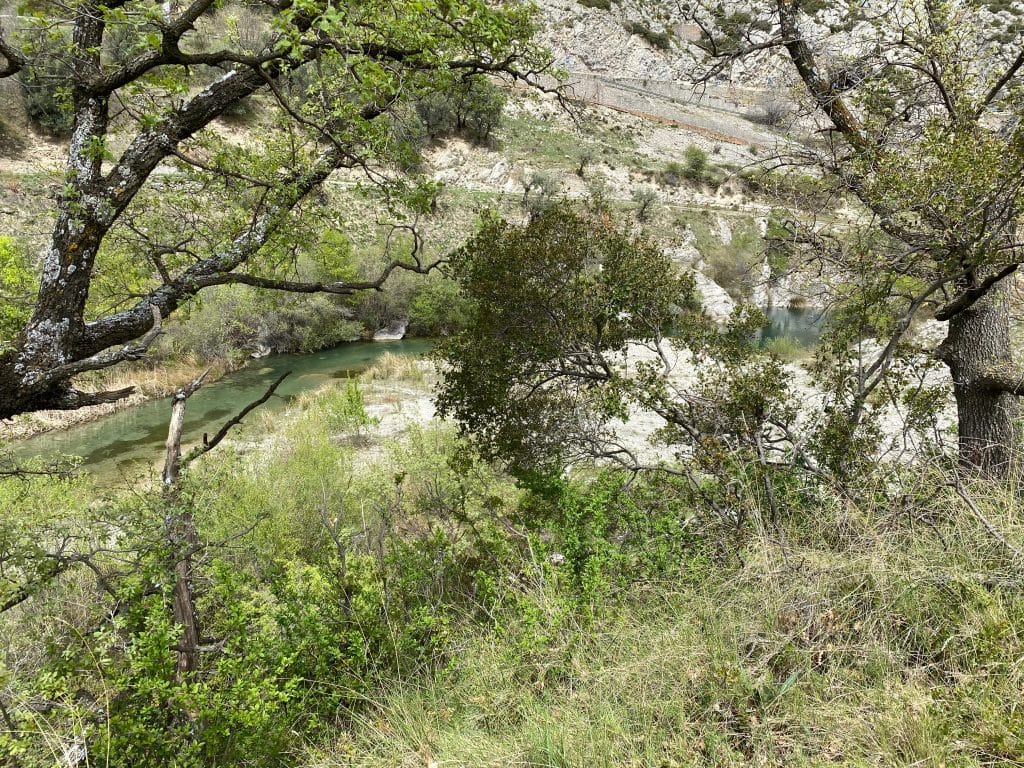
left=311, top=471, right=1024, bottom=768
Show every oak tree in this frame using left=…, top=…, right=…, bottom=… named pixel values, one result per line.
left=689, top=0, right=1024, bottom=475
left=0, top=0, right=547, bottom=420
left=437, top=205, right=804, bottom=528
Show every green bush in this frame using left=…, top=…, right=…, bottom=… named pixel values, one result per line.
left=18, top=30, right=73, bottom=137
left=408, top=275, right=470, bottom=336
left=416, top=77, right=507, bottom=146
left=522, top=171, right=561, bottom=219
left=659, top=160, right=686, bottom=186
left=161, top=286, right=362, bottom=362
left=0, top=236, right=36, bottom=348
left=519, top=472, right=708, bottom=610
left=682, top=144, right=709, bottom=181
left=389, top=104, right=432, bottom=171
left=632, top=186, right=659, bottom=222
left=739, top=168, right=839, bottom=208
left=662, top=147, right=711, bottom=186
left=624, top=21, right=672, bottom=50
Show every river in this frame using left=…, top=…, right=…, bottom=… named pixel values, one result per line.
left=752, top=307, right=827, bottom=348
left=8, top=340, right=433, bottom=481
left=8, top=309, right=824, bottom=481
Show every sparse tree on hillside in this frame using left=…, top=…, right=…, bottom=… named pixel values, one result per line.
left=0, top=1, right=548, bottom=420
left=688, top=0, right=1024, bottom=476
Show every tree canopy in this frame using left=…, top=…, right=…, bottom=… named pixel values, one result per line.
left=687, top=0, right=1024, bottom=475
left=437, top=204, right=692, bottom=474
left=0, top=0, right=550, bottom=420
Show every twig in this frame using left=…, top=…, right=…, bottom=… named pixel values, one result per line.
left=184, top=371, right=292, bottom=465
left=949, top=479, right=1024, bottom=563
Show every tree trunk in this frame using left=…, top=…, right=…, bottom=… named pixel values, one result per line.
left=162, top=378, right=205, bottom=679
left=939, top=280, right=1019, bottom=477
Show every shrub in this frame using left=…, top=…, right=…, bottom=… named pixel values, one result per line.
left=18, top=30, right=73, bottom=137
left=522, top=171, right=561, bottom=219
left=218, top=95, right=261, bottom=125
left=408, top=275, right=470, bottom=336
left=632, top=186, right=659, bottom=222
left=521, top=472, right=707, bottom=609
left=661, top=147, right=711, bottom=187
left=576, top=146, right=596, bottom=177
left=160, top=286, right=362, bottom=362
left=624, top=21, right=672, bottom=50
left=388, top=105, right=431, bottom=171
left=578, top=0, right=612, bottom=9
left=739, top=168, right=839, bottom=208
left=682, top=144, right=709, bottom=182
left=748, top=98, right=791, bottom=127
left=659, top=160, right=686, bottom=186
left=0, top=236, right=36, bottom=348
left=416, top=77, right=507, bottom=146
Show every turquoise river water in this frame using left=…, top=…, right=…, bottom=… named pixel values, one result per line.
left=9, top=340, right=433, bottom=482
left=8, top=308, right=823, bottom=482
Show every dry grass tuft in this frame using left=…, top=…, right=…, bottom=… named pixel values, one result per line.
left=361, top=353, right=429, bottom=383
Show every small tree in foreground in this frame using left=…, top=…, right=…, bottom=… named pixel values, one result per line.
left=437, top=205, right=812, bottom=522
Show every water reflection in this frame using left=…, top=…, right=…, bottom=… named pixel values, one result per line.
left=751, top=307, right=826, bottom=348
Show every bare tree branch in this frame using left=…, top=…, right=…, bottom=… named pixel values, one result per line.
left=185, top=371, right=291, bottom=464
left=0, top=22, right=26, bottom=78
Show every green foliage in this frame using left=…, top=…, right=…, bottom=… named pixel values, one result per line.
left=659, top=160, right=687, bottom=186
left=303, top=376, right=380, bottom=437
left=698, top=8, right=772, bottom=56
left=161, top=286, right=363, bottom=362
left=661, top=146, right=711, bottom=187
left=17, top=29, right=73, bottom=137
left=764, top=208, right=795, bottom=278
left=520, top=472, right=707, bottom=610
left=0, top=236, right=36, bottom=348
left=739, top=168, right=839, bottom=208
left=4, top=355, right=1024, bottom=767
left=415, top=78, right=507, bottom=146
left=521, top=170, right=561, bottom=219
left=337, top=463, right=1024, bottom=768
left=682, top=144, right=709, bottom=181
left=145, top=223, right=364, bottom=359
left=624, top=21, right=672, bottom=50
left=0, top=415, right=527, bottom=766
left=436, top=204, right=692, bottom=475
left=686, top=213, right=764, bottom=298
left=408, top=274, right=471, bottom=336
left=631, top=186, right=659, bottom=222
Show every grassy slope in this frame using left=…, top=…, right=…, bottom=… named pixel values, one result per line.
left=3, top=355, right=1022, bottom=767
left=187, top=363, right=1024, bottom=768
left=155, top=358, right=1024, bottom=767
left=309, top=472, right=1024, bottom=767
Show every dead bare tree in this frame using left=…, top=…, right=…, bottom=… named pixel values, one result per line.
left=159, top=369, right=290, bottom=677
